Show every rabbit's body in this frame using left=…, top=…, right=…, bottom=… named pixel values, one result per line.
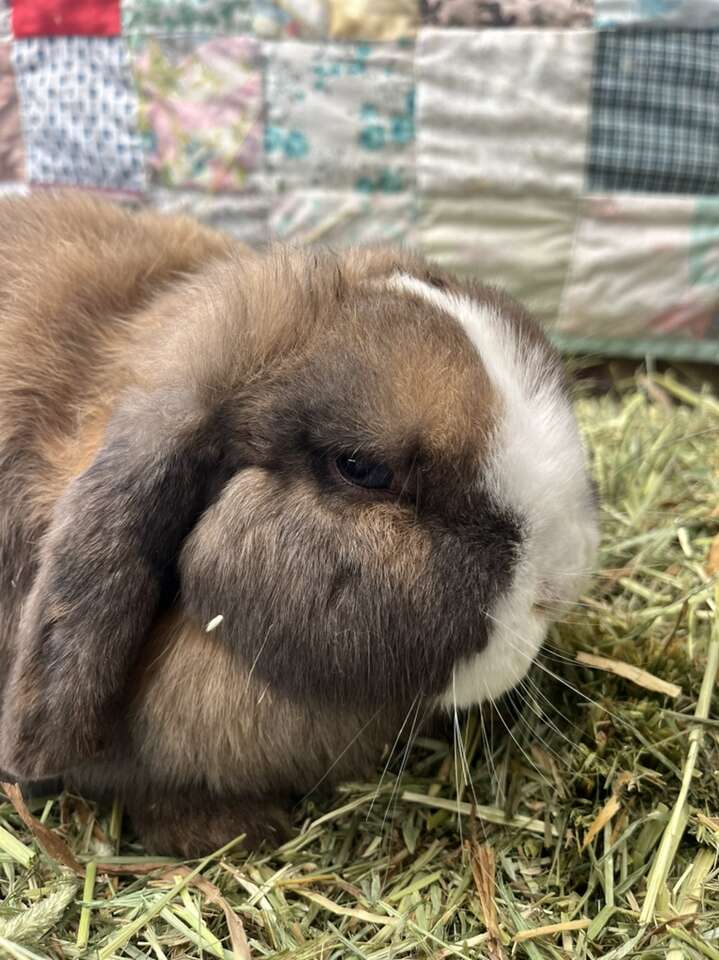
left=0, top=193, right=598, bottom=855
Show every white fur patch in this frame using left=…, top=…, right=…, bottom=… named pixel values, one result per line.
left=386, top=274, right=600, bottom=709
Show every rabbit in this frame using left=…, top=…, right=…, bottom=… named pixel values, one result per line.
left=0, top=191, right=599, bottom=856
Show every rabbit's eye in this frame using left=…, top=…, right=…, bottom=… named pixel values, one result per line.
left=334, top=454, right=394, bottom=491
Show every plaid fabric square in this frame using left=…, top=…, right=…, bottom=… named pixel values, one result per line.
left=265, top=41, right=415, bottom=192
left=588, top=29, right=719, bottom=194
left=11, top=0, right=121, bottom=38
left=133, top=36, right=262, bottom=192
left=11, top=37, right=144, bottom=191
left=0, top=42, right=23, bottom=180
left=123, top=0, right=251, bottom=36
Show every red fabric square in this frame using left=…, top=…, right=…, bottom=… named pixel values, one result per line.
left=12, top=0, right=121, bottom=38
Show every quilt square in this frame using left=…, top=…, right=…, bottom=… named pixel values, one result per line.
left=0, top=42, right=23, bottom=180
left=11, top=37, right=144, bottom=191
left=11, top=0, right=121, bottom=38
left=588, top=29, right=719, bottom=194
left=133, top=36, right=262, bottom=192
left=417, top=193, right=577, bottom=321
left=150, top=188, right=270, bottom=246
left=252, top=0, right=328, bottom=39
left=265, top=40, right=415, bottom=191
left=416, top=28, right=593, bottom=197
left=558, top=195, right=719, bottom=341
left=690, top=197, right=719, bottom=292
left=328, top=0, right=419, bottom=39
left=270, top=189, right=415, bottom=245
left=123, top=0, right=251, bottom=36
left=595, top=1, right=719, bottom=27
left=1, top=1, right=11, bottom=40
left=420, top=0, right=593, bottom=27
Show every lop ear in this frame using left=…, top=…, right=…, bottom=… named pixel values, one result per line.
left=0, top=389, right=225, bottom=780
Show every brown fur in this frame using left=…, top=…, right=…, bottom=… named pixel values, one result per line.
left=0, top=191, right=539, bottom=855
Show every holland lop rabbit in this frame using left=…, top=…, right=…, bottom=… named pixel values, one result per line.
left=0, top=193, right=598, bottom=855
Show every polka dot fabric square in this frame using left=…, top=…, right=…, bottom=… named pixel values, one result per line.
left=133, top=36, right=263, bottom=192
left=12, top=37, right=144, bottom=191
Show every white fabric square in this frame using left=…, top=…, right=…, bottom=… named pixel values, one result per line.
left=150, top=189, right=270, bottom=247
left=417, top=193, right=577, bottom=321
left=270, top=189, right=415, bottom=245
left=416, top=28, right=594, bottom=198
left=558, top=195, right=719, bottom=341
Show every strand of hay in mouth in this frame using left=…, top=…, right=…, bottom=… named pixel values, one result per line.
left=0, top=369, right=717, bottom=959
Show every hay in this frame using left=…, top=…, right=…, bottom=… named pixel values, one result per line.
left=1, top=370, right=718, bottom=959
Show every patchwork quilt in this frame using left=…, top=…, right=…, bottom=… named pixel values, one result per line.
left=1, top=0, right=719, bottom=361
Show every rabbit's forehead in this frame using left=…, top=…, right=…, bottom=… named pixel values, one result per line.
left=383, top=273, right=588, bottom=521
left=302, top=288, right=499, bottom=466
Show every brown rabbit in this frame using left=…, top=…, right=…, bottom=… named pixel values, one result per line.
left=0, top=191, right=598, bottom=855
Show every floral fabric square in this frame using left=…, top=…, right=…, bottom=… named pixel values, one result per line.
left=420, top=0, right=593, bottom=27
left=416, top=28, right=593, bottom=197
left=265, top=40, right=415, bottom=192
left=252, top=0, right=328, bottom=39
left=328, top=0, right=419, bottom=39
left=11, top=0, right=121, bottom=38
left=133, top=36, right=262, bottom=192
left=0, top=42, right=23, bottom=180
left=122, top=0, right=251, bottom=36
left=11, top=37, right=144, bottom=191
